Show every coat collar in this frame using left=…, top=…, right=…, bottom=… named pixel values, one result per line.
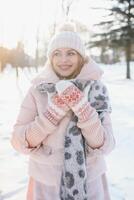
left=31, top=57, right=103, bottom=86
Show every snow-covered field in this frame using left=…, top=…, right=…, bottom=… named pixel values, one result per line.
left=0, top=63, right=134, bottom=200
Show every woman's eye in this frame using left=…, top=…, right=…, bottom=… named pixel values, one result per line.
left=53, top=52, right=60, bottom=56
left=68, top=52, right=75, bottom=56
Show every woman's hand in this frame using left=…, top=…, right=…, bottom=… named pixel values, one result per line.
left=44, top=92, right=70, bottom=125
left=56, top=80, right=92, bottom=122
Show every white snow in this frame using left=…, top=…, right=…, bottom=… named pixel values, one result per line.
left=0, top=62, right=134, bottom=199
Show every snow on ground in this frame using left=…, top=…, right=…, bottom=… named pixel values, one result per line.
left=0, top=62, right=134, bottom=199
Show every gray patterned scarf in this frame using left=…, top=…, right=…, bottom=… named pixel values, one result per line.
left=37, top=79, right=111, bottom=200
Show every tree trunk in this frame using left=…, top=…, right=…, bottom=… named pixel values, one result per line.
left=125, top=38, right=131, bottom=79
left=126, top=50, right=131, bottom=79
left=126, top=59, right=130, bottom=79
left=126, top=0, right=131, bottom=79
left=16, top=66, right=19, bottom=77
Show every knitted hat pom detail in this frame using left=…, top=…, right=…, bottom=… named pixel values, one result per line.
left=57, top=22, right=76, bottom=33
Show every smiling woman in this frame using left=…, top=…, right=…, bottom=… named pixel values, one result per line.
left=51, top=48, right=83, bottom=79
left=11, top=21, right=115, bottom=200
left=47, top=22, right=86, bottom=79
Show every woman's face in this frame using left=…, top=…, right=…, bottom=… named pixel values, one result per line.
left=51, top=48, right=84, bottom=79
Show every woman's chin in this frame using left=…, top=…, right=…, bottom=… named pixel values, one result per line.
left=58, top=71, right=73, bottom=78
left=54, top=69, right=77, bottom=79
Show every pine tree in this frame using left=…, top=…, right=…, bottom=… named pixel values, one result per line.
left=89, top=0, right=134, bottom=79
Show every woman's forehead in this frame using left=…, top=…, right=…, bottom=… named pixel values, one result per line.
left=53, top=48, right=77, bottom=53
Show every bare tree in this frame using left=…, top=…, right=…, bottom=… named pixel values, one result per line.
left=61, top=0, right=77, bottom=19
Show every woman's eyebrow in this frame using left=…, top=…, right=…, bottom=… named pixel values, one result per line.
left=67, top=50, right=76, bottom=53
left=54, top=50, right=60, bottom=52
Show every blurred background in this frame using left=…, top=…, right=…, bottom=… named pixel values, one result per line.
left=0, top=0, right=134, bottom=199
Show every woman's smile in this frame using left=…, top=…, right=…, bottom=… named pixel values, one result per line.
left=51, top=48, right=83, bottom=79
left=58, top=65, right=72, bottom=70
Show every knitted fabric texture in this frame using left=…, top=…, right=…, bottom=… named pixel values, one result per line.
left=37, top=79, right=111, bottom=200
left=47, top=23, right=86, bottom=59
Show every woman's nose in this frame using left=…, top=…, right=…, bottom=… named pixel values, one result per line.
left=60, top=54, right=68, bottom=63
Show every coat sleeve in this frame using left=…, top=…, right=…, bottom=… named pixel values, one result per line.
left=11, top=86, right=58, bottom=154
left=77, top=81, right=115, bottom=155
left=77, top=112, right=115, bottom=155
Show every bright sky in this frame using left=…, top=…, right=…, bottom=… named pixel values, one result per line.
left=0, top=0, right=108, bottom=56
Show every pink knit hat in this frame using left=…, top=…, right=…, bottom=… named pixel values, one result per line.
left=47, top=22, right=86, bottom=59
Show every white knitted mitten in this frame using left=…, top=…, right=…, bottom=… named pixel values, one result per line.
left=56, top=80, right=92, bottom=122
left=44, top=92, right=69, bottom=125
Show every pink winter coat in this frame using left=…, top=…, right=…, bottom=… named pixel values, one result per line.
left=11, top=58, right=115, bottom=197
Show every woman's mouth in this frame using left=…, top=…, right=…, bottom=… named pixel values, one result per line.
left=59, top=65, right=72, bottom=70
